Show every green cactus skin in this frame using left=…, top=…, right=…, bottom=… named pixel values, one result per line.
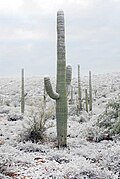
left=89, top=71, right=92, bottom=111
left=85, top=89, right=88, bottom=112
left=21, top=68, right=25, bottom=114
left=66, top=65, right=72, bottom=94
left=44, top=77, right=59, bottom=100
left=78, top=64, right=82, bottom=112
left=66, top=65, right=72, bottom=86
left=44, top=10, right=68, bottom=147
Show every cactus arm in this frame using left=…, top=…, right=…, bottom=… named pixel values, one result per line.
left=44, top=77, right=60, bottom=100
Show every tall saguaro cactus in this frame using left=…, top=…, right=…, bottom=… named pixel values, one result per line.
left=78, top=64, right=82, bottom=112
left=21, top=68, right=25, bottom=114
left=44, top=10, right=67, bottom=147
left=89, top=71, right=92, bottom=111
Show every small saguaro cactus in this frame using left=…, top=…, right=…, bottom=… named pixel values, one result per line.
left=44, top=10, right=68, bottom=147
left=66, top=65, right=72, bottom=94
left=78, top=64, right=82, bottom=112
left=21, top=68, right=25, bottom=114
left=89, top=71, right=92, bottom=111
left=85, top=89, right=88, bottom=112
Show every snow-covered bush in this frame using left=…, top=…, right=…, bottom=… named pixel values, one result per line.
left=19, top=104, right=54, bottom=143
left=97, top=99, right=120, bottom=135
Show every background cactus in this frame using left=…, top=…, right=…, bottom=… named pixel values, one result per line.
left=44, top=10, right=67, bottom=147
left=85, top=89, right=88, bottom=112
left=21, top=68, right=25, bottom=114
left=89, top=71, right=92, bottom=111
left=78, top=64, right=82, bottom=113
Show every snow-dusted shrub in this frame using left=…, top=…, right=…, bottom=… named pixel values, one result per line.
left=85, top=126, right=103, bottom=142
left=7, top=113, right=23, bottom=121
left=0, top=154, right=15, bottom=179
left=19, top=115, right=46, bottom=143
left=97, top=99, right=120, bottom=135
left=19, top=104, right=54, bottom=143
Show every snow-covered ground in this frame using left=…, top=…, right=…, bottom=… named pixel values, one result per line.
left=0, top=72, right=120, bottom=179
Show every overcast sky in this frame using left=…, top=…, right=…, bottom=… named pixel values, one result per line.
left=0, top=0, right=120, bottom=77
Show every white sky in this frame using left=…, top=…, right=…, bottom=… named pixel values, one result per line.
left=0, top=0, right=120, bottom=76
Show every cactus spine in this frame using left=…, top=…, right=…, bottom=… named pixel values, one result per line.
left=89, top=71, right=92, bottom=111
left=21, top=68, right=25, bottom=114
left=85, top=89, right=88, bottom=112
left=44, top=10, right=67, bottom=147
left=78, top=64, right=82, bottom=112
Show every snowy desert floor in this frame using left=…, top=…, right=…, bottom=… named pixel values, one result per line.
left=0, top=72, right=120, bottom=179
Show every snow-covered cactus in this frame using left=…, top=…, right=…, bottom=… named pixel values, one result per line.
left=78, top=64, right=82, bottom=112
left=89, top=71, right=92, bottom=111
left=85, top=89, right=88, bottom=112
left=21, top=68, right=25, bottom=114
left=44, top=10, right=68, bottom=147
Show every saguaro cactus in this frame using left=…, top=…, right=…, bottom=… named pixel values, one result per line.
left=85, top=89, right=88, bottom=112
left=78, top=64, right=82, bottom=112
left=44, top=10, right=67, bottom=147
left=89, top=71, right=92, bottom=111
left=21, top=68, right=25, bottom=114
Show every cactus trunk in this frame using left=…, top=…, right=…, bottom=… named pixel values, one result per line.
left=56, top=10, right=67, bottom=147
left=89, top=71, right=92, bottom=111
left=78, top=64, right=82, bottom=112
left=85, top=89, right=88, bottom=112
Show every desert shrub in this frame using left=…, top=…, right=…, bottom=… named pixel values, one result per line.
left=97, top=99, right=120, bottom=135
left=20, top=115, right=46, bottom=143
left=19, top=102, right=54, bottom=143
